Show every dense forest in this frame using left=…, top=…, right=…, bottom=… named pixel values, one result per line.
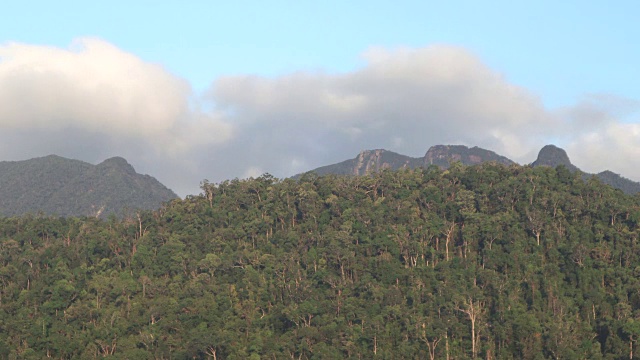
left=1, top=163, right=640, bottom=359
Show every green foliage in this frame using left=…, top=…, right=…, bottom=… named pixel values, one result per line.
left=0, top=164, right=639, bottom=358
left=0, top=155, right=177, bottom=218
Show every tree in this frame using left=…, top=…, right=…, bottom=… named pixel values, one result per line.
left=457, top=296, right=486, bottom=359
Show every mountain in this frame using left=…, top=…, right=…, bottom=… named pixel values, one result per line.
left=300, top=145, right=514, bottom=177
left=594, top=170, right=640, bottom=194
left=530, top=144, right=640, bottom=194
left=422, top=144, right=514, bottom=168
left=307, top=149, right=420, bottom=176
left=0, top=155, right=178, bottom=218
left=300, top=144, right=640, bottom=194
left=530, top=144, right=579, bottom=172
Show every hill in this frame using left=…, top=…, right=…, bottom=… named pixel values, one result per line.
left=0, top=165, right=639, bottom=358
left=0, top=155, right=178, bottom=217
left=595, top=170, right=640, bottom=194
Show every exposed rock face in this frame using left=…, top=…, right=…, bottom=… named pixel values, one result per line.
left=304, top=149, right=418, bottom=177
left=423, top=145, right=514, bottom=168
left=298, top=145, right=514, bottom=178
left=352, top=149, right=417, bottom=175
left=354, top=150, right=383, bottom=175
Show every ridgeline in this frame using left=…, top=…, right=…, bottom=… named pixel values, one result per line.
left=300, top=144, right=640, bottom=195
left=0, top=155, right=178, bottom=218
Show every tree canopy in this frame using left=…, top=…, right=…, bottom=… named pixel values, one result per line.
left=1, top=163, right=639, bottom=358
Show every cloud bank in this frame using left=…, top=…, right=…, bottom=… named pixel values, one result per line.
left=210, top=46, right=555, bottom=173
left=0, top=38, right=230, bottom=157
left=0, top=38, right=637, bottom=196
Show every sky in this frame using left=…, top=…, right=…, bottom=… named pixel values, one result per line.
left=1, top=1, right=639, bottom=196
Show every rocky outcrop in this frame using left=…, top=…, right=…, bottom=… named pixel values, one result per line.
left=351, top=149, right=417, bottom=175
left=423, top=145, right=514, bottom=168
left=531, top=145, right=578, bottom=172
left=299, top=145, right=514, bottom=178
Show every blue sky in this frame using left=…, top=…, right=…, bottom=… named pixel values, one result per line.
left=6, top=1, right=638, bottom=107
left=2, top=1, right=639, bottom=195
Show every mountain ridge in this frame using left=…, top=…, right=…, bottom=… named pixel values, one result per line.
left=299, top=144, right=640, bottom=194
left=0, top=155, right=178, bottom=218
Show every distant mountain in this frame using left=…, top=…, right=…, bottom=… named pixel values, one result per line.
left=530, top=145, right=640, bottom=194
left=300, top=144, right=640, bottom=194
left=422, top=145, right=514, bottom=168
left=307, top=149, right=420, bottom=177
left=531, top=144, right=579, bottom=172
left=594, top=171, right=640, bottom=195
left=299, top=145, right=514, bottom=177
left=0, top=155, right=178, bottom=218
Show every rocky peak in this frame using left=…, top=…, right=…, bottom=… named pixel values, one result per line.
left=98, top=156, right=136, bottom=175
left=424, top=145, right=464, bottom=167
left=532, top=145, right=577, bottom=171
left=352, top=149, right=415, bottom=175
left=354, top=149, right=382, bottom=175
left=297, top=144, right=640, bottom=195
left=423, top=145, right=513, bottom=168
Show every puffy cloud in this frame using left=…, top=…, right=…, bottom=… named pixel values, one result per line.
left=565, top=95, right=640, bottom=178
left=208, top=47, right=640, bottom=185
left=0, top=38, right=233, bottom=196
left=1, top=39, right=638, bottom=196
left=208, top=45, right=556, bottom=177
left=0, top=38, right=231, bottom=154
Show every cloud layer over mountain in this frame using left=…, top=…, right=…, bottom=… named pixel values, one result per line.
left=0, top=38, right=637, bottom=196
left=0, top=38, right=230, bottom=156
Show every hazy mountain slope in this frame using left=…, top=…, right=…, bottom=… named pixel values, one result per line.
left=530, top=144, right=640, bottom=194
left=421, top=144, right=514, bottom=168
left=0, top=155, right=178, bottom=217
left=299, top=145, right=514, bottom=178
left=595, top=170, right=640, bottom=194
left=307, top=149, right=420, bottom=177
left=300, top=143, right=640, bottom=194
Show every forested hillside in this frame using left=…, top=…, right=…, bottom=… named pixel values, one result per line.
left=0, top=155, right=177, bottom=218
left=1, top=163, right=640, bottom=358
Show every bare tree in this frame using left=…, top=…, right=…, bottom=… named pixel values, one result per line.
left=457, top=297, right=486, bottom=359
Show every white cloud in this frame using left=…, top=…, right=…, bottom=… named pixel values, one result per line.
left=0, top=38, right=231, bottom=155
left=0, top=38, right=234, bottom=196
left=207, top=46, right=640, bottom=184
left=208, top=45, right=557, bottom=175
left=242, top=166, right=265, bottom=179
left=547, top=94, right=640, bottom=179
left=1, top=39, right=638, bottom=196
